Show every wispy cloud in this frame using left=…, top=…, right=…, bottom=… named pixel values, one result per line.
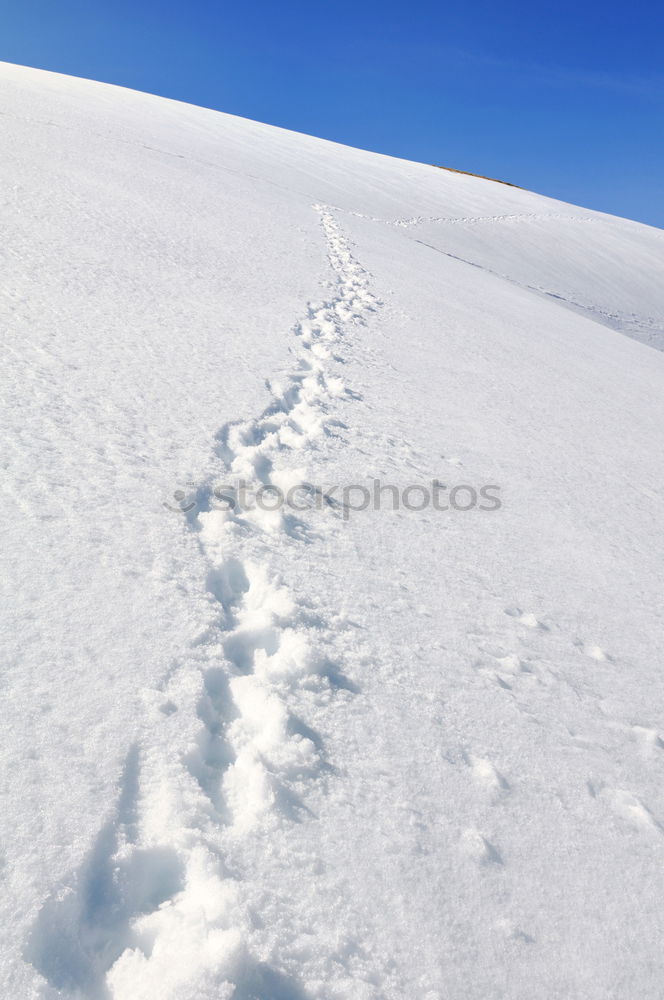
left=454, top=49, right=664, bottom=101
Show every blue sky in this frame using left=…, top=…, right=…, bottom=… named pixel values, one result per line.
left=2, top=0, right=663, bottom=227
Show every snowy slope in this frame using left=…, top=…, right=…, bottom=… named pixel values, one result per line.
left=1, top=60, right=664, bottom=1000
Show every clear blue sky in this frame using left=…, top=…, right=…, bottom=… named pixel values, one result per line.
left=2, top=0, right=663, bottom=227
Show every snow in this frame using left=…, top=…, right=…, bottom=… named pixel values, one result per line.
left=1, top=59, right=664, bottom=1000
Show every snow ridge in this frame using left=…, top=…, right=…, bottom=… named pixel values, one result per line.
left=25, top=208, right=380, bottom=999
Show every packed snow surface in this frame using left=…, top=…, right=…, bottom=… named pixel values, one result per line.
left=2, top=61, right=664, bottom=1000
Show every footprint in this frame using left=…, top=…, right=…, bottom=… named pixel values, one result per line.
left=24, top=748, right=185, bottom=995
left=460, top=828, right=503, bottom=865
left=206, top=558, right=251, bottom=610
left=184, top=668, right=236, bottom=817
left=593, top=783, right=664, bottom=836
left=609, top=789, right=663, bottom=834
left=504, top=607, right=548, bottom=630
left=495, top=653, right=533, bottom=676
left=573, top=638, right=612, bottom=662
left=495, top=918, right=535, bottom=944
left=465, top=754, right=510, bottom=801
left=223, top=626, right=281, bottom=675
left=631, top=725, right=664, bottom=754
left=475, top=644, right=538, bottom=690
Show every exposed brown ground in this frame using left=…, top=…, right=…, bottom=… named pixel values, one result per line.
left=433, top=164, right=522, bottom=188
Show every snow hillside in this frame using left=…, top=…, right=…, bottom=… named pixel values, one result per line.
left=1, top=59, right=664, bottom=1000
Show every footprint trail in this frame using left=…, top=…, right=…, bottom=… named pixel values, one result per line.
left=25, top=206, right=380, bottom=999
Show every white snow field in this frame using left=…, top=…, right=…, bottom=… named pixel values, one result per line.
left=2, top=60, right=664, bottom=1000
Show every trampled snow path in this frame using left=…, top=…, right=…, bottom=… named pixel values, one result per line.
left=341, top=208, right=597, bottom=228
left=25, top=208, right=380, bottom=999
left=335, top=203, right=664, bottom=344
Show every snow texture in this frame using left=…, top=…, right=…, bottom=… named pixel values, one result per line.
left=1, top=61, right=664, bottom=1000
